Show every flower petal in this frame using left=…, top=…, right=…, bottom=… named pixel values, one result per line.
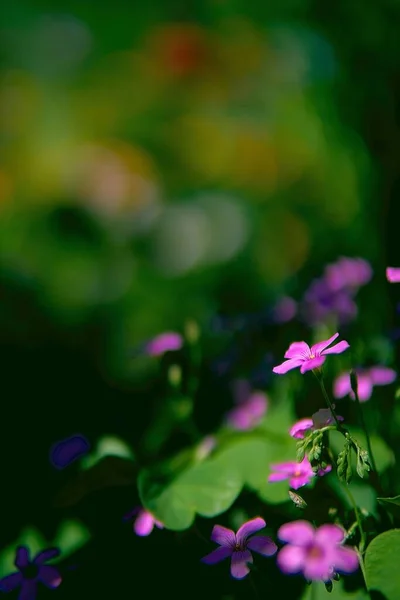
left=38, top=565, right=62, bottom=588
left=0, top=572, right=23, bottom=592
left=134, top=510, right=155, bottom=536
left=284, top=342, right=311, bottom=360
left=333, top=547, right=359, bottom=574
left=315, top=524, right=345, bottom=545
left=236, top=518, right=266, bottom=545
left=289, top=418, right=313, bottom=439
left=15, top=546, right=30, bottom=569
left=34, top=548, right=60, bottom=565
left=310, top=333, right=339, bottom=356
left=278, top=521, right=315, bottom=546
left=269, top=461, right=298, bottom=473
left=210, top=524, right=236, bottom=547
left=300, top=356, right=326, bottom=374
left=386, top=267, right=400, bottom=283
left=145, top=332, right=183, bottom=356
left=369, top=366, right=397, bottom=386
left=322, top=340, right=350, bottom=355
left=333, top=373, right=351, bottom=399
left=289, top=474, right=313, bottom=489
left=277, top=545, right=306, bottom=574
left=356, top=376, right=373, bottom=402
left=201, top=546, right=233, bottom=565
left=273, top=359, right=304, bottom=375
left=247, top=536, right=277, bottom=557
left=230, top=550, right=253, bottom=579
left=19, top=581, right=37, bottom=600
left=303, top=555, right=333, bottom=581
left=49, top=434, right=90, bottom=469
left=268, top=472, right=289, bottom=482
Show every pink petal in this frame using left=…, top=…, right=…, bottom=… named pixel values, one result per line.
left=333, top=547, right=359, bottom=574
left=211, top=525, right=236, bottom=548
left=333, top=373, right=351, bottom=398
left=300, top=356, right=326, bottom=374
left=134, top=510, right=156, bottom=536
left=321, top=340, right=350, bottom=355
left=356, top=376, right=373, bottom=402
left=310, top=333, right=340, bottom=356
left=236, top=517, right=266, bottom=545
left=278, top=521, right=315, bottom=546
left=315, top=524, right=345, bottom=545
left=317, top=464, right=332, bottom=477
left=303, top=555, right=333, bottom=581
left=0, top=572, right=23, bottom=592
left=268, top=472, right=289, bottom=482
left=269, top=462, right=298, bottom=474
left=277, top=545, right=306, bottom=574
left=246, top=536, right=278, bottom=557
left=273, top=358, right=304, bottom=375
left=38, top=565, right=62, bottom=588
left=369, top=366, right=397, bottom=386
left=289, top=473, right=313, bottom=489
left=386, top=267, right=400, bottom=283
left=201, top=546, right=233, bottom=565
left=284, top=342, right=311, bottom=360
left=145, top=332, right=183, bottom=356
left=289, top=418, right=313, bottom=439
left=230, top=550, right=253, bottom=579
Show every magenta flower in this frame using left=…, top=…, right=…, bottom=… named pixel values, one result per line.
left=273, top=333, right=349, bottom=375
left=290, top=408, right=344, bottom=439
left=145, top=332, right=183, bottom=356
left=124, top=507, right=164, bottom=536
left=386, top=267, right=400, bottom=283
left=201, top=517, right=277, bottom=579
left=268, top=457, right=316, bottom=490
left=225, top=380, right=268, bottom=431
left=277, top=520, right=359, bottom=581
left=272, top=296, right=297, bottom=323
left=334, top=366, right=397, bottom=402
left=325, top=257, right=372, bottom=291
left=0, top=546, right=62, bottom=600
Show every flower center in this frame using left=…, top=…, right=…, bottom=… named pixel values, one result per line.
left=294, top=468, right=302, bottom=477
left=235, top=542, right=244, bottom=552
left=307, top=544, right=324, bottom=560
left=21, top=564, right=39, bottom=580
left=309, top=353, right=315, bottom=359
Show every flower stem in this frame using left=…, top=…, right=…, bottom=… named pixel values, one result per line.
left=316, top=374, right=345, bottom=431
left=352, top=386, right=378, bottom=476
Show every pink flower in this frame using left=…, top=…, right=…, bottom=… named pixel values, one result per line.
left=277, top=520, right=359, bottom=581
left=268, top=457, right=316, bottom=490
left=201, top=517, right=277, bottom=579
left=289, top=408, right=344, bottom=439
left=145, top=332, right=183, bottom=356
left=225, top=380, right=268, bottom=431
left=273, top=333, right=350, bottom=375
left=334, top=366, right=397, bottom=402
left=124, top=507, right=164, bottom=536
left=272, top=296, right=297, bottom=323
left=386, top=267, right=400, bottom=283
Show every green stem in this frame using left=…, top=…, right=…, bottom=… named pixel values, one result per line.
left=318, top=377, right=343, bottom=429
left=353, top=386, right=378, bottom=476
left=340, top=482, right=368, bottom=587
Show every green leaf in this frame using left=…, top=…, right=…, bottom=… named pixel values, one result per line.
left=301, top=580, right=368, bottom=599
left=365, top=529, right=400, bottom=600
left=52, top=519, right=91, bottom=559
left=139, top=455, right=242, bottom=531
left=80, top=435, right=135, bottom=470
left=377, top=495, right=400, bottom=507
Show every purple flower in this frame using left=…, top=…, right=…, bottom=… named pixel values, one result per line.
left=144, top=332, right=183, bottom=356
left=333, top=366, right=397, bottom=402
left=268, top=457, right=316, bottom=490
left=49, top=434, right=90, bottom=469
left=325, top=257, right=372, bottom=291
left=0, top=546, right=62, bottom=600
left=277, top=520, right=359, bottom=581
left=289, top=418, right=314, bottom=439
left=289, top=408, right=344, bottom=439
left=273, top=333, right=350, bottom=375
left=386, top=267, right=400, bottom=283
left=272, top=296, right=297, bottom=324
left=124, top=507, right=164, bottom=536
left=201, top=517, right=277, bottom=579
left=225, top=380, right=268, bottom=431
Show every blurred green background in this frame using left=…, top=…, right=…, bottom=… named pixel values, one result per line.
left=1, top=1, right=400, bottom=599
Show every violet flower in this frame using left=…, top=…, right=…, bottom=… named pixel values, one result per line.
left=201, top=517, right=277, bottom=579
left=273, top=333, right=349, bottom=375
left=225, top=380, right=268, bottom=431
left=124, top=507, right=164, bottom=537
left=277, top=520, right=358, bottom=581
left=0, top=546, right=62, bottom=600
left=145, top=332, right=183, bottom=356
left=386, top=267, right=400, bottom=283
left=50, top=434, right=90, bottom=469
left=290, top=408, right=344, bottom=439
left=268, top=457, right=316, bottom=490
left=334, top=366, right=396, bottom=402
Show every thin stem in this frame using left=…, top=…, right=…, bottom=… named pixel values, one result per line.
left=339, top=481, right=368, bottom=587
left=318, top=377, right=342, bottom=429
left=353, top=386, right=378, bottom=475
